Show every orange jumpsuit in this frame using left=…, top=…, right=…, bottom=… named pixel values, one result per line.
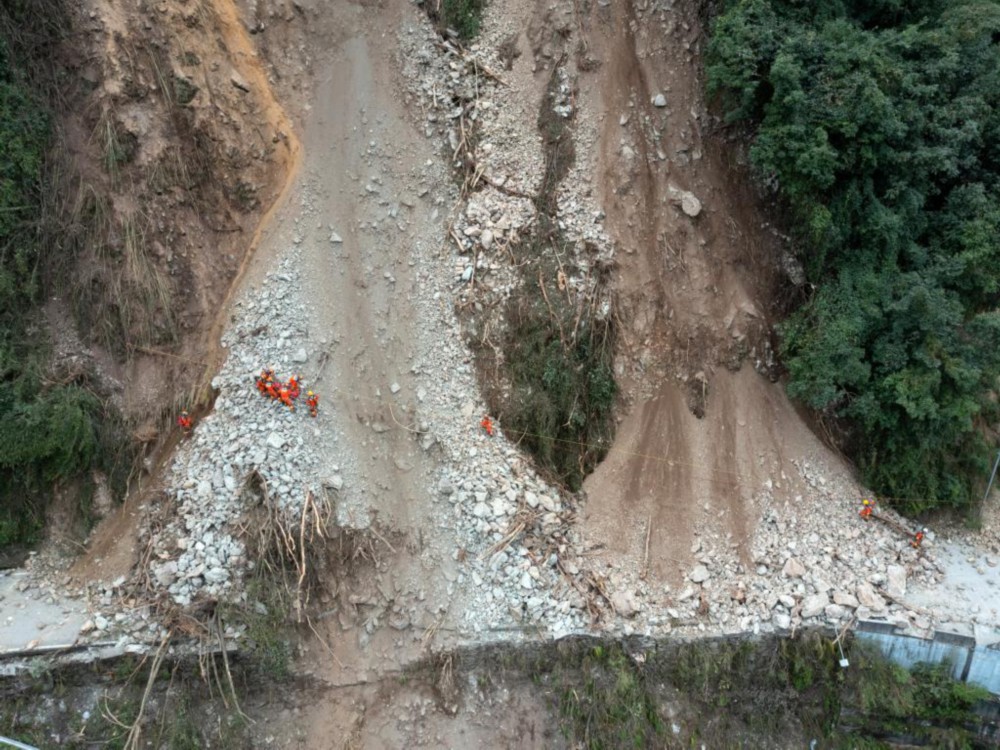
left=177, top=413, right=193, bottom=432
left=859, top=499, right=874, bottom=520
left=288, top=377, right=301, bottom=400
left=305, top=393, right=319, bottom=417
left=265, top=382, right=279, bottom=400
left=911, top=531, right=925, bottom=548
left=279, top=387, right=294, bottom=409
left=480, top=416, right=494, bottom=436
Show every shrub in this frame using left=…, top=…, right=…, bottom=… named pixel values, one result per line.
left=440, top=0, right=487, bottom=40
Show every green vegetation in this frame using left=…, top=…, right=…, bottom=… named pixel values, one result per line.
left=0, top=5, right=131, bottom=546
left=0, top=19, right=92, bottom=545
left=840, top=651, right=992, bottom=747
left=558, top=644, right=664, bottom=749
left=476, top=65, right=617, bottom=491
left=472, top=633, right=995, bottom=749
left=231, top=576, right=293, bottom=682
left=0, top=655, right=253, bottom=749
left=706, top=0, right=1000, bottom=512
left=502, top=297, right=616, bottom=490
left=438, top=0, right=487, bottom=41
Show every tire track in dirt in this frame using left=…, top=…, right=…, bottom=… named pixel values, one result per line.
left=577, top=0, right=823, bottom=588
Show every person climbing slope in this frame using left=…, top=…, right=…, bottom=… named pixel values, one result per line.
left=305, top=390, right=319, bottom=417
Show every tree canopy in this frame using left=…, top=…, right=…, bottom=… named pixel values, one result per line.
left=707, top=0, right=1000, bottom=511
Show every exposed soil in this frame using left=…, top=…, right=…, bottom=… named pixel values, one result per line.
left=577, top=0, right=830, bottom=588
left=65, top=0, right=301, bottom=583
left=6, top=0, right=1000, bottom=746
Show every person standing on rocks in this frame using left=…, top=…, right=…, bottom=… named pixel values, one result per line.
left=306, top=390, right=319, bottom=417
left=265, top=379, right=280, bottom=400
left=279, top=384, right=295, bottom=410
left=859, top=498, right=874, bottom=520
left=480, top=415, right=494, bottom=436
left=177, top=410, right=193, bottom=435
left=287, top=374, right=301, bottom=400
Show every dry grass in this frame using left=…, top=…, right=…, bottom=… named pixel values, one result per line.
left=72, top=206, right=176, bottom=355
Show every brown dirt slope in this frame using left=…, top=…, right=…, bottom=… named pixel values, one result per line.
left=577, top=0, right=836, bottom=586
left=67, top=0, right=299, bottom=581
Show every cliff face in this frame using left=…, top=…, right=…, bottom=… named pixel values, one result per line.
left=0, top=0, right=298, bottom=549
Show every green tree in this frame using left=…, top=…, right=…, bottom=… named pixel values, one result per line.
left=707, top=0, right=1000, bottom=510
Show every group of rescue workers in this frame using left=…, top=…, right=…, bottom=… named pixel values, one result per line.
left=859, top=497, right=927, bottom=549
left=176, top=367, right=321, bottom=437
left=181, top=397, right=935, bottom=554
left=254, top=367, right=320, bottom=417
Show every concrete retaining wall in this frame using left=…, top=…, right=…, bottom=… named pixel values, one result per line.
left=856, top=620, right=1000, bottom=694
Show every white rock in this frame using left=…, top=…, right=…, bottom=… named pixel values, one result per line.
left=825, top=604, right=847, bottom=620
left=230, top=71, right=250, bottom=92
left=266, top=432, right=285, bottom=449
left=328, top=475, right=344, bottom=491
left=611, top=590, right=639, bottom=618
left=782, top=557, right=806, bottom=578
left=330, top=231, right=343, bottom=243
left=886, top=565, right=907, bottom=599
left=472, top=502, right=491, bottom=518
left=154, top=561, right=178, bottom=588
left=689, top=565, right=711, bottom=584
left=773, top=612, right=791, bottom=629
left=390, top=382, right=401, bottom=394
left=833, top=590, right=859, bottom=608
left=292, top=348, right=309, bottom=363
left=480, top=228, right=494, bottom=250
left=801, top=593, right=829, bottom=619
left=680, top=192, right=702, bottom=217
left=652, top=93, right=667, bottom=107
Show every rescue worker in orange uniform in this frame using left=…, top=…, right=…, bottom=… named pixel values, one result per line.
left=912, top=528, right=927, bottom=548
left=287, top=374, right=301, bottom=400
left=480, top=415, right=494, bottom=436
left=859, top=498, right=874, bottom=520
left=255, top=375, right=267, bottom=395
left=279, top=385, right=295, bottom=410
left=177, top=410, right=193, bottom=434
left=305, top=391, right=319, bottom=417
left=265, top=380, right=280, bottom=400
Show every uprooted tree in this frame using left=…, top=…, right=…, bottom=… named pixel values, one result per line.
left=707, top=0, right=1000, bottom=512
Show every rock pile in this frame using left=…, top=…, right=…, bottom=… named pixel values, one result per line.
left=63, top=0, right=996, bottom=654
left=145, top=254, right=330, bottom=607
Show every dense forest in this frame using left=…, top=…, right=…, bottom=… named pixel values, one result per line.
left=707, top=0, right=1000, bottom=512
